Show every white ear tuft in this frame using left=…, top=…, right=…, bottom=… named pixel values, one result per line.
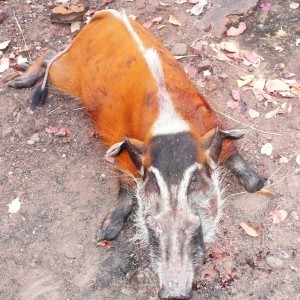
left=105, top=141, right=125, bottom=163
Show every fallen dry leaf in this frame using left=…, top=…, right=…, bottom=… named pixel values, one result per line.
left=279, top=91, right=295, bottom=98
left=270, top=207, right=288, bottom=224
left=227, top=99, right=239, bottom=110
left=210, top=43, right=231, bottom=61
left=240, top=222, right=260, bottom=237
left=265, top=79, right=289, bottom=93
left=261, top=143, right=273, bottom=156
left=168, top=15, right=181, bottom=26
left=244, top=50, right=260, bottom=65
left=95, top=240, right=114, bottom=248
left=265, top=106, right=280, bottom=119
left=8, top=197, right=21, bottom=214
left=248, top=108, right=260, bottom=119
left=256, top=188, right=272, bottom=196
left=190, top=0, right=208, bottom=16
left=219, top=41, right=239, bottom=53
left=0, top=57, right=10, bottom=73
left=0, top=40, right=10, bottom=50
left=226, top=22, right=247, bottom=36
left=253, top=78, right=266, bottom=90
left=260, top=3, right=272, bottom=11
left=237, top=74, right=254, bottom=87
left=159, top=1, right=170, bottom=5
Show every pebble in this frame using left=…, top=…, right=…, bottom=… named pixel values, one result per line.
left=190, top=41, right=203, bottom=55
left=171, top=43, right=187, bottom=56
left=266, top=256, right=284, bottom=269
left=198, top=59, right=212, bottom=72
left=70, top=21, right=81, bottom=33
left=27, top=140, right=35, bottom=145
left=218, top=73, right=228, bottom=81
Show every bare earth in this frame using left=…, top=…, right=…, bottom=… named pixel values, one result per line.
left=0, top=0, right=299, bottom=299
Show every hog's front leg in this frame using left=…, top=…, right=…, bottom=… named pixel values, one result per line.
left=96, top=185, right=134, bottom=242
left=225, top=153, right=265, bottom=193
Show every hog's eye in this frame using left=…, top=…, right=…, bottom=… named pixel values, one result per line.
left=145, top=172, right=160, bottom=194
left=188, top=170, right=208, bottom=194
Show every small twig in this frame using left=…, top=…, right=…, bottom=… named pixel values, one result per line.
left=45, top=105, right=63, bottom=116
left=12, top=10, right=31, bottom=61
left=175, top=54, right=199, bottom=60
left=267, top=149, right=300, bottom=182
left=225, top=191, right=246, bottom=199
left=73, top=106, right=85, bottom=111
left=214, top=108, right=282, bottom=135
left=264, top=168, right=300, bottom=189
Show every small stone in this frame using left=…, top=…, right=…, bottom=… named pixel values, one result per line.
left=62, top=153, right=66, bottom=158
left=198, top=59, right=212, bottom=72
left=27, top=140, right=35, bottom=145
left=218, top=73, right=228, bottom=81
left=171, top=43, right=187, bottom=56
left=29, top=132, right=40, bottom=142
left=51, top=3, right=89, bottom=24
left=42, top=148, right=47, bottom=153
left=70, top=21, right=81, bottom=33
left=266, top=256, right=284, bottom=269
left=190, top=41, right=203, bottom=55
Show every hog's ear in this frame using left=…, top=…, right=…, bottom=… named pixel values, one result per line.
left=105, top=137, right=146, bottom=171
left=201, top=128, right=246, bottom=169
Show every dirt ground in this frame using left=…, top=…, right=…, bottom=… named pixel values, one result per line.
left=0, top=0, right=299, bottom=299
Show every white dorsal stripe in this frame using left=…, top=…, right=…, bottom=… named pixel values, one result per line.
left=116, top=10, right=190, bottom=136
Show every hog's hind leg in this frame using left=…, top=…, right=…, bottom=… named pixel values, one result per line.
left=96, top=185, right=134, bottom=242
left=8, top=48, right=57, bottom=89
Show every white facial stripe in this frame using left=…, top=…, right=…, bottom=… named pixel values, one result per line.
left=177, top=163, right=201, bottom=207
left=112, top=10, right=189, bottom=136
left=149, top=166, right=170, bottom=208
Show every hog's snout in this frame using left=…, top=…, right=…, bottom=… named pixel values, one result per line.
left=158, top=281, right=192, bottom=299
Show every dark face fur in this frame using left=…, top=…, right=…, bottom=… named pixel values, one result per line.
left=134, top=132, right=224, bottom=299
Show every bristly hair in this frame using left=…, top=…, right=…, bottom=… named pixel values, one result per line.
left=31, top=85, right=48, bottom=107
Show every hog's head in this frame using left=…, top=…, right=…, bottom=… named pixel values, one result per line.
left=106, top=128, right=244, bottom=299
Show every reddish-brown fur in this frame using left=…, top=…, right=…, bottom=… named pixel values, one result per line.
left=47, top=11, right=237, bottom=178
